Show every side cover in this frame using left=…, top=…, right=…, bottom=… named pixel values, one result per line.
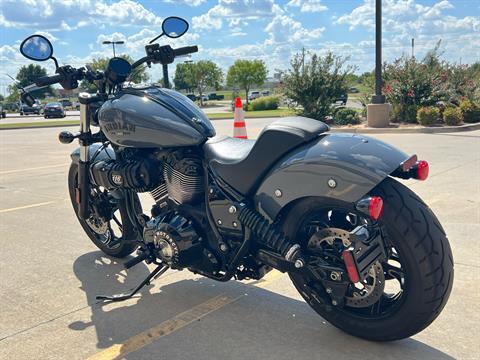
left=254, top=133, right=410, bottom=221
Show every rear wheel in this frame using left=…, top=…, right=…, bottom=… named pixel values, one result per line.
left=68, top=163, right=138, bottom=258
left=282, top=177, right=453, bottom=341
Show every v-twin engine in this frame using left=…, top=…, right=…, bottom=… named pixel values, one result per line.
left=151, top=151, right=204, bottom=205
left=90, top=149, right=204, bottom=206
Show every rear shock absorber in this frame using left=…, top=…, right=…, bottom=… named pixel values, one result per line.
left=237, top=204, right=304, bottom=265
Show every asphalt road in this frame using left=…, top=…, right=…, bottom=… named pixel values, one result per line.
left=0, top=122, right=479, bottom=359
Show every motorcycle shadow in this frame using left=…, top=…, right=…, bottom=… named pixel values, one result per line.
left=70, top=251, right=453, bottom=360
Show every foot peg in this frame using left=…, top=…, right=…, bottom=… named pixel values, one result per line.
left=123, top=251, right=148, bottom=269
left=96, top=264, right=168, bottom=302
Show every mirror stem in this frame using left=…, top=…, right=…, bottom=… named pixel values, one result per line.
left=149, top=32, right=164, bottom=44
left=52, top=56, right=59, bottom=69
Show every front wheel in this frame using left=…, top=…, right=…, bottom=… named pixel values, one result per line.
left=282, top=177, right=453, bottom=341
left=68, top=163, right=139, bottom=258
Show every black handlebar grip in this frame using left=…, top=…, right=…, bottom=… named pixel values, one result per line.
left=173, top=46, right=199, bottom=57
left=35, top=74, right=64, bottom=87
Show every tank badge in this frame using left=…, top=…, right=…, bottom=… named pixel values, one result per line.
left=103, top=122, right=136, bottom=135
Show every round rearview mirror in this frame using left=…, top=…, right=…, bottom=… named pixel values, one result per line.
left=162, top=16, right=189, bottom=38
left=20, top=35, right=53, bottom=61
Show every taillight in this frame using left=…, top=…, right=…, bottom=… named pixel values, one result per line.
left=414, top=160, right=429, bottom=181
left=356, top=196, right=384, bottom=221
left=369, top=196, right=384, bottom=220
left=342, top=250, right=360, bottom=283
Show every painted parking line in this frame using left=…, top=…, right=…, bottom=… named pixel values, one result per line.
left=0, top=200, right=58, bottom=213
left=88, top=270, right=283, bottom=360
left=0, top=164, right=67, bottom=175
left=88, top=294, right=239, bottom=360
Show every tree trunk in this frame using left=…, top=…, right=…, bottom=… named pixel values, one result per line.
left=199, top=87, right=203, bottom=107
left=245, top=87, right=249, bottom=107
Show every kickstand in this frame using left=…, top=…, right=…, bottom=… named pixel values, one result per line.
left=96, top=264, right=169, bottom=302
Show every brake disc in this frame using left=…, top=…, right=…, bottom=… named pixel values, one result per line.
left=308, top=228, right=385, bottom=308
left=86, top=216, right=109, bottom=235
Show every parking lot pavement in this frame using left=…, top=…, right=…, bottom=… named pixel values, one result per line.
left=1, top=111, right=80, bottom=125
left=0, top=125, right=478, bottom=359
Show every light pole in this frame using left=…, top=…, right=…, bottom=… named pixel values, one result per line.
left=102, top=40, right=124, bottom=57
left=367, top=0, right=390, bottom=127
left=371, top=0, right=385, bottom=104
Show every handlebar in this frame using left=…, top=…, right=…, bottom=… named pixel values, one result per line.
left=26, top=44, right=198, bottom=93
left=36, top=74, right=64, bottom=87
left=173, top=46, right=198, bottom=57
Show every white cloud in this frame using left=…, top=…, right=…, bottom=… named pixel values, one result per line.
left=0, top=0, right=162, bottom=30
left=164, top=0, right=206, bottom=6
left=265, top=14, right=324, bottom=45
left=192, top=0, right=282, bottom=31
left=287, top=0, right=328, bottom=13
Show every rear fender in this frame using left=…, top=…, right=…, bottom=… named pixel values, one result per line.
left=254, top=133, right=410, bottom=221
left=70, top=143, right=115, bottom=164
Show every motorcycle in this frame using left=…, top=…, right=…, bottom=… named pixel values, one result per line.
left=18, top=16, right=453, bottom=341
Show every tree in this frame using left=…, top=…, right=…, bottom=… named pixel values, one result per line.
left=227, top=59, right=267, bottom=105
left=188, top=60, right=223, bottom=106
left=16, top=64, right=52, bottom=99
left=5, top=84, right=20, bottom=104
left=282, top=49, right=354, bottom=121
left=173, top=63, right=195, bottom=92
left=80, top=55, right=149, bottom=91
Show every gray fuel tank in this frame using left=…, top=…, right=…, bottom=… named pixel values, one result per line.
left=98, top=86, right=215, bottom=148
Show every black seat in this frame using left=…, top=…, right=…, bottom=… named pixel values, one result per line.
left=203, top=117, right=329, bottom=195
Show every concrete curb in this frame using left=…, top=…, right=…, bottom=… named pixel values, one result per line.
left=1, top=119, right=480, bottom=133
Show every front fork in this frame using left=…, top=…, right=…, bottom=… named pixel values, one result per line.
left=77, top=99, right=91, bottom=220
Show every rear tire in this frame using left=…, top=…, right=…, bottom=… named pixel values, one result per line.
left=283, top=177, right=454, bottom=341
left=68, top=163, right=138, bottom=258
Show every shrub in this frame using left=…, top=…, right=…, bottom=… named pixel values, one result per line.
left=282, top=49, right=354, bottom=120
left=443, top=107, right=463, bottom=126
left=460, top=99, right=480, bottom=123
left=250, top=96, right=279, bottom=111
left=334, top=108, right=360, bottom=125
left=391, top=104, right=418, bottom=123
left=416, top=106, right=440, bottom=126
left=383, top=43, right=480, bottom=120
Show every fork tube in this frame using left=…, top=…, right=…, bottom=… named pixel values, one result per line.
left=78, top=99, right=91, bottom=219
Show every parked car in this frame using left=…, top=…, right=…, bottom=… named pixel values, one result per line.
left=59, top=98, right=73, bottom=109
left=248, top=91, right=261, bottom=101
left=201, top=95, right=208, bottom=102
left=186, top=94, right=197, bottom=102
left=348, top=87, right=359, bottom=93
left=335, top=94, right=348, bottom=106
left=44, top=102, right=66, bottom=118
left=20, top=102, right=41, bottom=115
left=207, top=93, right=225, bottom=101
left=261, top=90, right=270, bottom=96
left=0, top=104, right=6, bottom=118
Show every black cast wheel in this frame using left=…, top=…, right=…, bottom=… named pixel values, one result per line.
left=282, top=177, right=453, bottom=341
left=68, top=163, right=138, bottom=258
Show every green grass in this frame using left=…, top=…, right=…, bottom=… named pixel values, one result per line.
left=0, top=119, right=79, bottom=129
left=208, top=108, right=295, bottom=119
left=0, top=108, right=295, bottom=129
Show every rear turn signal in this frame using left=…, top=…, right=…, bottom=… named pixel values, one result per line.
left=414, top=160, right=429, bottom=181
left=356, top=196, right=384, bottom=221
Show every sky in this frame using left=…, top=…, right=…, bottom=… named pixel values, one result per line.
left=1, top=0, right=479, bottom=95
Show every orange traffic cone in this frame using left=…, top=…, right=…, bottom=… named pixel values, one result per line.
left=233, top=97, right=248, bottom=139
